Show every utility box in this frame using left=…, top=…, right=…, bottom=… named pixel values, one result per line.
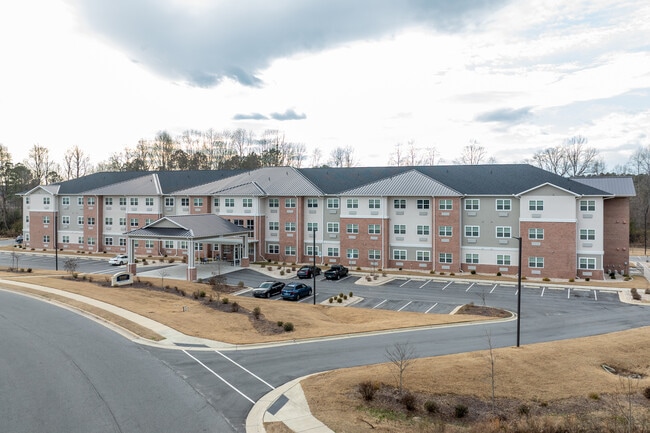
left=111, top=272, right=133, bottom=287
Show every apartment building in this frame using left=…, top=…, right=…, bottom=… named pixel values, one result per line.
left=20, top=164, right=635, bottom=280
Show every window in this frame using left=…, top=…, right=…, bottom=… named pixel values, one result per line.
left=61, top=216, right=70, bottom=225
left=346, top=199, right=359, bottom=209
left=193, top=198, right=203, bottom=207
left=580, top=229, right=595, bottom=240
left=119, top=217, right=126, bottom=226
left=102, top=217, right=112, bottom=226
left=529, top=256, right=544, bottom=268
left=119, top=238, right=127, bottom=246
left=496, top=226, right=511, bottom=238
left=243, top=198, right=252, bottom=208
left=43, top=197, right=51, bottom=205
left=285, top=198, right=296, bottom=208
left=369, top=199, right=381, bottom=209
left=529, top=200, right=543, bottom=211
left=43, top=235, right=50, bottom=243
left=394, top=199, right=406, bottom=209
left=62, top=197, right=70, bottom=205
left=179, top=240, right=187, bottom=249
left=417, top=199, right=430, bottom=209
left=439, top=253, right=453, bottom=263
left=306, top=245, right=320, bottom=256
left=246, top=220, right=254, bottom=231
left=465, top=253, right=479, bottom=264
left=393, top=224, right=406, bottom=235
left=580, top=200, right=595, bottom=212
left=105, top=237, right=113, bottom=246
left=268, top=198, right=279, bottom=208
left=285, top=246, right=296, bottom=256
left=130, top=198, right=138, bottom=206
left=579, top=257, right=596, bottom=269
left=368, top=249, right=381, bottom=260
left=194, top=243, right=203, bottom=251
left=346, top=224, right=359, bottom=234
left=327, top=198, right=339, bottom=209
left=225, top=198, right=234, bottom=207
left=528, top=228, right=544, bottom=240
left=77, top=236, right=84, bottom=244
left=268, top=221, right=279, bottom=231
left=232, top=219, right=244, bottom=226
left=213, top=198, right=219, bottom=207
left=145, top=197, right=154, bottom=206
left=307, top=198, right=318, bottom=208
left=77, top=216, right=84, bottom=225
left=497, top=254, right=511, bottom=265
left=165, top=197, right=174, bottom=207
left=164, top=240, right=175, bottom=249
left=130, top=218, right=139, bottom=227
left=87, top=237, right=95, bottom=246
left=347, top=248, right=359, bottom=259
left=393, top=249, right=407, bottom=260
left=87, top=217, right=95, bottom=226
left=43, top=216, right=50, bottom=224
left=87, top=197, right=95, bottom=205
left=327, top=247, right=339, bottom=257
left=181, top=198, right=190, bottom=207
left=327, top=222, right=339, bottom=233
left=307, top=222, right=318, bottom=232
left=464, top=226, right=479, bottom=237
left=62, top=235, right=69, bottom=244
left=496, top=199, right=511, bottom=211
left=104, top=197, right=112, bottom=206
left=143, top=240, right=153, bottom=249
left=439, top=199, right=452, bottom=210
left=145, top=218, right=153, bottom=225
left=25, top=215, right=29, bottom=223
left=78, top=197, right=84, bottom=206
left=284, top=222, right=296, bottom=232
left=417, top=251, right=431, bottom=261
left=116, top=197, right=125, bottom=206
left=368, top=224, right=381, bottom=234
left=465, top=199, right=479, bottom=210
left=439, top=226, right=452, bottom=237
left=417, top=225, right=430, bottom=235
left=25, top=197, right=29, bottom=204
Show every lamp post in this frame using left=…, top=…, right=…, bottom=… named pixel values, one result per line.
left=313, top=227, right=317, bottom=305
left=513, top=236, right=522, bottom=347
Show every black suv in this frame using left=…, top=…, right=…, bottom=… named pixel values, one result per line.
left=297, top=265, right=321, bottom=279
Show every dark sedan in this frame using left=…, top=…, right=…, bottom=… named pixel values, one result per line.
left=281, top=282, right=312, bottom=301
left=296, top=265, right=321, bottom=279
left=252, top=281, right=285, bottom=298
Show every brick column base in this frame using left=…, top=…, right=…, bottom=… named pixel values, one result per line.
left=127, top=263, right=137, bottom=275
left=187, top=267, right=197, bottom=281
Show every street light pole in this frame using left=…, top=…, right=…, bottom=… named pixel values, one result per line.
left=514, top=236, right=522, bottom=347
left=313, top=227, right=317, bottom=305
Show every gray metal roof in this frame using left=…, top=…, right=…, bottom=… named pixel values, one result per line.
left=571, top=176, right=636, bottom=197
left=341, top=169, right=462, bottom=197
left=126, top=214, right=250, bottom=239
left=83, top=174, right=161, bottom=196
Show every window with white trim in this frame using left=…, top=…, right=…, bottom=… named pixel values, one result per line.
left=285, top=246, right=296, bottom=256
left=62, top=235, right=69, bottom=244
left=164, top=240, right=175, bottom=249
left=346, top=198, right=358, bottom=209
left=145, top=197, right=154, bottom=206
left=307, top=222, right=318, bottom=232
left=529, top=200, right=543, bottom=211
left=104, top=217, right=112, bottom=226
left=369, top=199, right=381, bottom=209
left=346, top=224, right=359, bottom=234
left=61, top=216, right=70, bottom=225
left=579, top=229, right=595, bottom=240
left=393, top=224, right=406, bottom=235
left=145, top=240, right=154, bottom=249
left=417, top=225, right=430, bottom=235
left=105, top=237, right=113, bottom=246
left=78, top=197, right=84, bottom=206
left=87, top=237, right=96, bottom=246
left=268, top=198, right=279, bottom=208
left=439, top=226, right=452, bottom=237
left=368, top=249, right=380, bottom=260
left=43, top=216, right=50, bottom=224
left=193, top=198, right=203, bottom=207
left=130, top=197, right=138, bottom=206
left=579, top=200, right=595, bottom=212
left=62, top=197, right=70, bottom=205
left=368, top=224, right=381, bottom=234
left=327, top=198, right=339, bottom=209
left=306, top=245, right=320, bottom=256
left=307, top=198, right=318, bottom=208
left=242, top=198, right=252, bottom=208
left=77, top=216, right=84, bottom=225
left=439, top=199, right=452, bottom=210
left=119, top=197, right=127, bottom=206
left=327, top=222, right=339, bottom=233
left=496, top=226, right=511, bottom=238
left=78, top=236, right=84, bottom=244
left=465, top=199, right=479, bottom=210
left=268, top=244, right=279, bottom=254
left=579, top=257, right=596, bottom=269
left=119, top=217, right=126, bottom=226
left=528, top=256, right=544, bottom=268
left=43, top=197, right=51, bottom=205
left=327, top=247, right=339, bottom=257
left=43, top=235, right=50, bottom=243
left=393, top=249, right=406, bottom=260
left=285, top=222, right=296, bottom=232
left=465, top=253, right=479, bottom=264
left=439, top=253, right=452, bottom=263
left=165, top=197, right=174, bottom=207
left=497, top=254, right=511, bottom=265
left=347, top=248, right=359, bottom=259
left=416, top=251, right=430, bottom=261
left=465, top=225, right=479, bottom=237
left=285, top=198, right=296, bottom=208
left=225, top=198, right=234, bottom=207
left=119, top=238, right=127, bottom=246
left=105, top=197, right=113, bottom=206
left=268, top=221, right=279, bottom=231
left=130, top=218, right=139, bottom=227
left=87, top=197, right=95, bottom=205
left=496, top=199, right=511, bottom=211
left=87, top=217, right=95, bottom=226
left=528, top=228, right=544, bottom=240
left=393, top=199, right=406, bottom=209
left=417, top=199, right=430, bottom=209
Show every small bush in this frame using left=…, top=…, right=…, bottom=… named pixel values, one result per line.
left=283, top=322, right=294, bottom=332
left=518, top=404, right=530, bottom=415
left=179, top=289, right=186, bottom=297
left=643, top=387, right=650, bottom=399
left=193, top=290, right=200, bottom=299
left=276, top=321, right=284, bottom=327
left=358, top=381, right=378, bottom=401
left=252, top=306, right=261, bottom=319
left=87, top=276, right=93, bottom=282
left=542, top=277, right=550, bottom=282
left=454, top=404, right=468, bottom=418
left=222, top=297, right=229, bottom=304
left=401, top=392, right=417, bottom=411
left=588, top=392, right=600, bottom=400
left=568, top=278, right=574, bottom=282
left=337, top=298, right=342, bottom=303
left=72, top=272, right=78, bottom=279
left=238, top=281, right=244, bottom=287
left=496, top=272, right=502, bottom=276
left=168, top=258, right=175, bottom=264
left=280, top=270, right=285, bottom=276
left=329, top=298, right=333, bottom=303
left=27, top=268, right=32, bottom=273
left=230, top=302, right=239, bottom=312
left=199, top=290, right=206, bottom=298
left=339, top=293, right=344, bottom=297
left=349, top=291, right=353, bottom=297
left=646, top=288, right=650, bottom=295
left=585, top=277, right=590, bottom=281
left=424, top=400, right=438, bottom=414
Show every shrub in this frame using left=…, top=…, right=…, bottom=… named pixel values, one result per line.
left=283, top=322, right=294, bottom=332
left=643, top=387, right=650, bottom=399
left=230, top=302, right=239, bottom=312
left=542, top=277, right=550, bottom=282
left=470, top=270, right=476, bottom=274
left=568, top=278, right=574, bottom=282
left=646, top=288, right=650, bottom=295
left=439, top=272, right=445, bottom=275
left=496, top=272, right=502, bottom=276
left=610, top=271, right=616, bottom=279
left=280, top=270, right=285, bottom=276
left=199, top=290, right=206, bottom=298
left=585, top=277, right=590, bottom=281
left=339, top=293, right=344, bottom=297
left=193, top=290, right=200, bottom=299
left=337, top=298, right=342, bottom=303
left=424, top=400, right=438, bottom=414
left=349, top=291, right=353, bottom=297
left=179, top=289, right=186, bottom=297
left=358, top=381, right=378, bottom=401
left=72, top=272, right=78, bottom=279
left=518, top=404, right=530, bottom=415
left=401, top=392, right=417, bottom=411
left=168, top=258, right=175, bottom=264
left=329, top=298, right=333, bottom=303
left=356, top=267, right=361, bottom=271
left=632, top=291, right=642, bottom=300
left=454, top=404, right=468, bottom=418
left=222, top=297, right=229, bottom=304
left=252, top=306, right=261, bottom=319
left=87, top=276, right=93, bottom=282
left=238, top=281, right=244, bottom=287
left=277, top=321, right=284, bottom=327
left=588, top=392, right=600, bottom=400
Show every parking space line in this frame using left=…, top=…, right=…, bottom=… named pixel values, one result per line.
left=424, top=303, right=438, bottom=314
left=465, top=282, right=475, bottom=292
left=594, top=290, right=598, bottom=301
left=183, top=350, right=255, bottom=404
left=214, top=350, right=275, bottom=390
left=490, top=284, right=497, bottom=293
left=372, top=299, right=387, bottom=309
left=541, top=287, right=545, bottom=297
left=567, top=288, right=571, bottom=299
left=399, top=279, right=412, bottom=287
left=419, top=280, right=431, bottom=289
left=397, top=301, right=412, bottom=312
left=441, top=281, right=452, bottom=290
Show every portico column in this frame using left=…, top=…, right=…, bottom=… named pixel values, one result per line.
left=187, top=239, right=197, bottom=281
left=127, top=237, right=137, bottom=275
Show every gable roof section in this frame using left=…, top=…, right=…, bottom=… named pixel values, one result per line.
left=298, top=166, right=410, bottom=194
left=341, top=169, right=462, bottom=197
left=84, top=173, right=161, bottom=196
left=517, top=182, right=582, bottom=197
left=126, top=214, right=248, bottom=239
left=571, top=176, right=635, bottom=197
left=23, top=184, right=60, bottom=196
left=54, top=171, right=149, bottom=194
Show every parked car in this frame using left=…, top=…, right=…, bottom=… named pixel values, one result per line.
left=281, top=282, right=312, bottom=301
left=14, top=235, right=23, bottom=244
left=297, top=265, right=321, bottom=279
left=108, top=254, right=129, bottom=265
left=252, top=281, right=285, bottom=298
left=324, top=264, right=349, bottom=280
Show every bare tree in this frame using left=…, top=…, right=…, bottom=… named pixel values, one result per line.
left=421, top=146, right=439, bottom=166
left=454, top=140, right=490, bottom=165
left=388, top=142, right=405, bottom=166
left=485, top=330, right=497, bottom=416
left=25, top=144, right=53, bottom=184
left=328, top=146, right=356, bottom=168
left=63, top=145, right=92, bottom=180
left=151, top=131, right=177, bottom=171
left=310, top=148, right=322, bottom=168
left=531, top=135, right=601, bottom=177
left=385, top=341, right=417, bottom=394
left=63, top=257, right=79, bottom=276
left=0, top=145, right=14, bottom=230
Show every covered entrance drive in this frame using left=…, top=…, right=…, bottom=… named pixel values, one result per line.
left=124, top=214, right=251, bottom=281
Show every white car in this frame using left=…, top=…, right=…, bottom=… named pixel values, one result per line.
left=108, top=254, right=129, bottom=265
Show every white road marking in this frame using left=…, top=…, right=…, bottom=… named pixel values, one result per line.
left=372, top=299, right=387, bottom=309
left=594, top=290, right=598, bottom=301
left=541, top=287, right=545, bottom=297
left=465, top=283, right=475, bottom=292
left=183, top=350, right=255, bottom=404
left=399, top=280, right=411, bottom=287
left=442, top=282, right=452, bottom=290
left=490, top=284, right=497, bottom=293
left=397, top=301, right=412, bottom=312
left=424, top=303, right=438, bottom=314
left=419, top=280, right=431, bottom=289
left=214, top=350, right=275, bottom=390
left=567, top=288, right=571, bottom=299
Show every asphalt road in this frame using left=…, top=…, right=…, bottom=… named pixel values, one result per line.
left=2, top=250, right=650, bottom=432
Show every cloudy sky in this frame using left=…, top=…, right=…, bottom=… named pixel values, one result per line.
left=1, top=0, right=649, bottom=170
